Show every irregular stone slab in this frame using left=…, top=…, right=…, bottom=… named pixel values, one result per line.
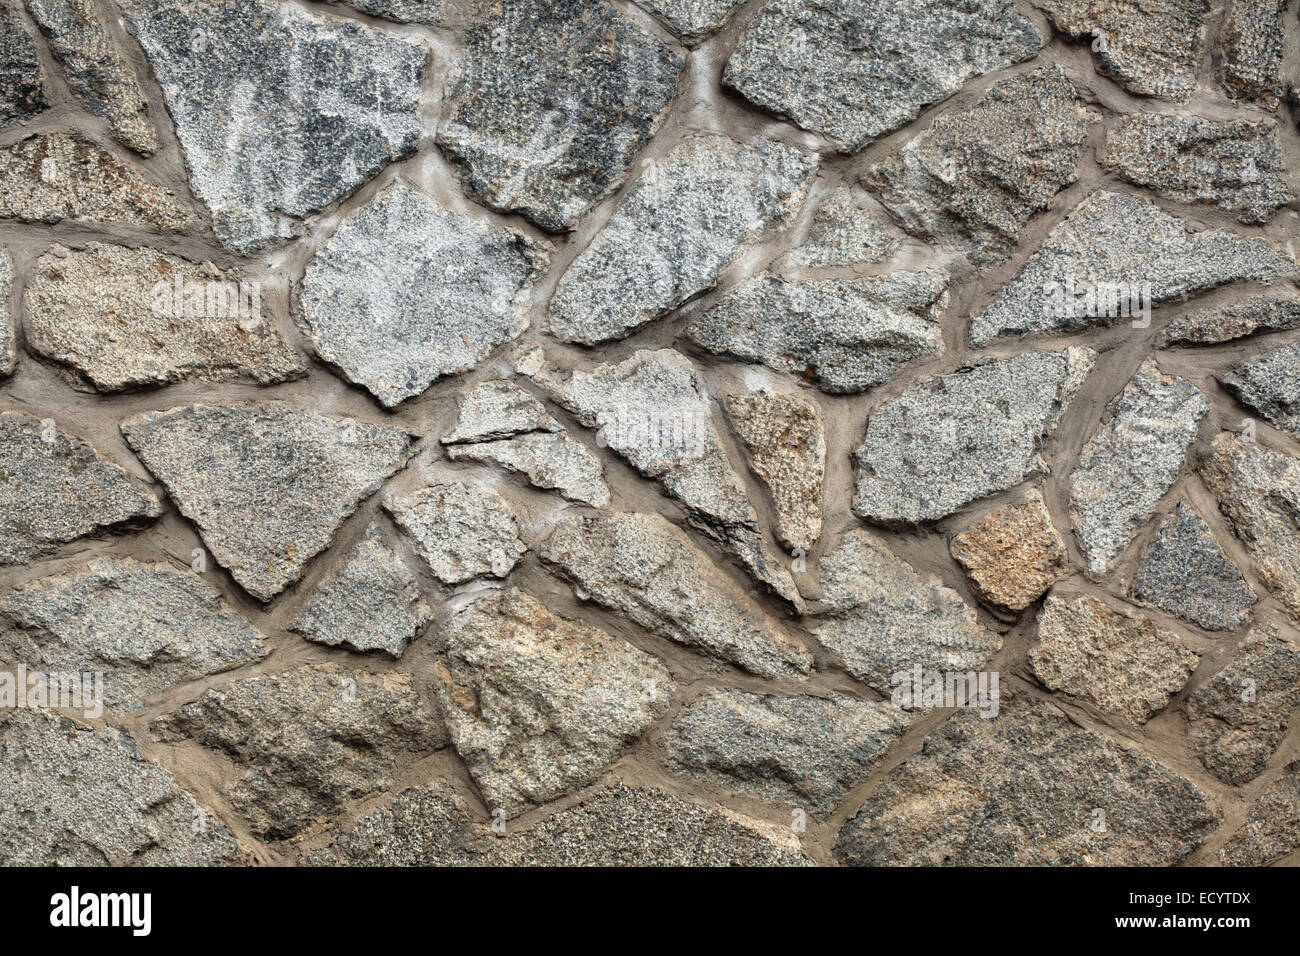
left=437, top=590, right=671, bottom=816
left=864, top=65, right=1090, bottom=264
left=386, top=480, right=527, bottom=585
left=725, top=389, right=824, bottom=552
left=0, top=249, right=13, bottom=377
left=1220, top=760, right=1300, bottom=865
left=25, top=242, right=307, bottom=391
left=668, top=690, right=910, bottom=816
left=1219, top=0, right=1286, bottom=108
left=1070, top=360, right=1207, bottom=577
left=121, top=0, right=424, bottom=253
left=442, top=381, right=560, bottom=444
left=1102, top=114, right=1289, bottom=224
left=548, top=133, right=816, bottom=345
left=121, top=403, right=416, bottom=602
left=1187, top=624, right=1300, bottom=784
left=781, top=188, right=897, bottom=268
left=687, top=271, right=946, bottom=394
left=852, top=348, right=1095, bottom=525
left=949, top=490, right=1068, bottom=613
left=0, top=133, right=190, bottom=230
left=723, top=0, right=1040, bottom=152
left=0, top=2, right=45, bottom=128
left=290, top=524, right=431, bottom=658
left=0, top=557, right=269, bottom=710
left=1162, top=293, right=1300, bottom=346
left=437, top=0, right=681, bottom=231
left=1222, top=342, right=1300, bottom=437
left=1132, top=504, right=1256, bottom=631
left=814, top=530, right=1002, bottom=696
left=300, top=183, right=547, bottom=407
left=24, top=0, right=159, bottom=154
left=0, top=412, right=161, bottom=566
left=323, top=0, right=449, bottom=25
left=637, top=0, right=747, bottom=42
left=0, top=709, right=242, bottom=866
left=152, top=665, right=447, bottom=839
left=540, top=512, right=813, bottom=679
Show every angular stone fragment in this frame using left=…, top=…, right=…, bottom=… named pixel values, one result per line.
left=323, top=0, right=449, bottom=25
left=442, top=381, right=560, bottom=444
left=121, top=403, right=416, bottom=602
left=437, top=590, right=671, bottom=816
left=637, top=0, right=747, bottom=42
left=970, top=191, right=1295, bottom=346
left=687, top=271, right=946, bottom=394
left=723, top=0, right=1041, bottom=152
left=864, top=65, right=1090, bottom=263
left=834, top=695, right=1218, bottom=865
left=1102, top=113, right=1290, bottom=224
left=300, top=183, right=547, bottom=407
left=1162, top=294, right=1300, bottom=346
left=0, top=709, right=242, bottom=866
left=1222, top=342, right=1300, bottom=437
left=0, top=2, right=45, bottom=127
left=152, top=666, right=446, bottom=839
left=949, top=490, right=1068, bottom=612
left=668, top=690, right=910, bottom=816
left=24, top=0, right=159, bottom=154
left=852, top=348, right=1095, bottom=524
left=122, top=0, right=424, bottom=253
left=1187, top=624, right=1300, bottom=784
left=540, top=512, right=812, bottom=679
left=1070, top=360, right=1207, bottom=576
left=0, top=249, right=13, bottom=377
left=1218, top=0, right=1286, bottom=108
left=1220, top=761, right=1300, bottom=865
left=0, top=412, right=161, bottom=566
left=25, top=243, right=307, bottom=391
left=386, top=481, right=526, bottom=585
left=291, top=524, right=431, bottom=658
left=548, top=133, right=816, bottom=344
left=1132, top=504, right=1256, bottom=631
left=814, top=530, right=1002, bottom=695
left=781, top=188, right=897, bottom=268
left=437, top=0, right=681, bottom=231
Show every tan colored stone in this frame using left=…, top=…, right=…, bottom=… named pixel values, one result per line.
left=949, top=490, right=1067, bottom=611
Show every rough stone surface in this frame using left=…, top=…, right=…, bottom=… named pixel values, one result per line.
left=1162, top=293, right=1300, bottom=346
left=0, top=249, right=13, bottom=377
left=1219, top=0, right=1286, bottom=108
left=949, top=489, right=1068, bottom=612
left=852, top=348, right=1095, bottom=524
left=1220, top=760, right=1300, bottom=865
left=1222, top=342, right=1300, bottom=437
left=323, top=0, right=449, bottom=25
left=780, top=188, right=897, bottom=268
left=385, top=480, right=527, bottom=585
left=121, top=403, right=416, bottom=601
left=638, top=0, right=747, bottom=42
left=0, top=2, right=45, bottom=128
left=442, top=381, right=560, bottom=443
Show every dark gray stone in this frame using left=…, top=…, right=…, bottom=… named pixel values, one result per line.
left=0, top=1, right=46, bottom=128
left=637, top=0, right=747, bottom=42
left=1222, top=342, right=1300, bottom=437
left=1218, top=0, right=1286, bottom=108
left=1161, top=293, right=1300, bottom=346
left=1220, top=760, right=1300, bottom=865
left=305, top=784, right=493, bottom=866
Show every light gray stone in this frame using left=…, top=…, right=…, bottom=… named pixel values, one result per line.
left=1222, top=342, right=1300, bottom=437
left=0, top=1, right=44, bottom=128
left=1162, top=293, right=1300, bottom=346
left=780, top=188, right=897, bottom=268
left=637, top=0, right=747, bottom=42
left=949, top=490, right=1069, bottom=612
left=1218, top=0, right=1286, bottom=108
left=323, top=0, right=450, bottom=25
left=1220, top=760, right=1300, bottom=865
left=386, top=480, right=527, bottom=585
left=0, top=248, right=13, bottom=377
left=441, top=381, right=560, bottom=444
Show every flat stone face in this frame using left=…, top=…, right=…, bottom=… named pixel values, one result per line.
left=152, top=665, right=447, bottom=839
left=121, top=0, right=424, bottom=253
left=0, top=412, right=161, bottom=566
left=950, top=490, right=1069, bottom=613
left=386, top=480, right=527, bottom=585
left=1132, top=504, right=1256, bottom=631
left=1102, top=113, right=1290, bottom=224
left=969, top=191, right=1297, bottom=346
left=121, top=403, right=416, bottom=602
left=437, top=590, right=671, bottom=816
left=0, top=557, right=269, bottom=710
left=1161, top=293, right=1300, bottom=346
left=0, top=709, right=242, bottom=866
left=0, top=3, right=46, bottom=128
left=1187, top=624, right=1300, bottom=784
left=780, top=188, right=897, bottom=268
left=540, top=512, right=813, bottom=679
left=0, top=249, right=14, bottom=376
left=1070, top=360, right=1207, bottom=577
left=686, top=272, right=946, bottom=395
left=291, top=524, right=431, bottom=658
left=548, top=133, right=816, bottom=345
left=1220, top=760, right=1300, bottom=866
left=723, top=0, right=1041, bottom=152
left=814, top=530, right=1002, bottom=696
left=1222, top=342, right=1300, bottom=436
left=442, top=381, right=560, bottom=444
left=323, top=0, right=450, bottom=25
left=668, top=690, right=911, bottom=816
left=852, top=348, right=1095, bottom=525
left=864, top=65, right=1090, bottom=263
left=1219, top=0, right=1286, bottom=108
left=437, top=0, right=682, bottom=231
left=300, top=184, right=546, bottom=408
left=637, top=0, right=747, bottom=41
left=25, top=242, right=307, bottom=391
left=834, top=695, right=1218, bottom=866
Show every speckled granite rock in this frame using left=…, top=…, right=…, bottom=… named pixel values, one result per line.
left=442, top=381, right=560, bottom=443
left=950, top=490, right=1068, bottom=612
left=323, top=0, right=450, bottom=25
left=638, top=0, right=747, bottom=42
left=385, top=480, right=527, bottom=585
left=1220, top=760, right=1300, bottom=865
left=1218, top=0, right=1286, bottom=108
left=780, top=188, right=897, bottom=268
left=0, top=249, right=13, bottom=377
left=1161, top=293, right=1300, bottom=346
left=0, top=2, right=45, bottom=128
left=1222, top=342, right=1300, bottom=437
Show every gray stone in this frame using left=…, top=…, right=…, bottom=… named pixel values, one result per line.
left=1162, top=293, right=1300, bottom=347
left=969, top=191, right=1296, bottom=346
left=548, top=133, right=816, bottom=345
left=441, top=381, right=560, bottom=444
left=686, top=271, right=946, bottom=394
left=300, top=183, right=547, bottom=407
left=1218, top=0, right=1286, bottom=108
left=780, top=188, right=897, bottom=268
left=121, top=0, right=424, bottom=253
left=437, top=0, right=682, bottom=231
left=323, top=0, right=450, bottom=25
left=814, top=529, right=1002, bottom=696
left=291, top=524, right=431, bottom=658
left=1220, top=760, right=1300, bottom=865
left=540, top=511, right=813, bottom=679
left=437, top=590, right=671, bottom=816
left=637, top=0, right=747, bottom=42
left=1070, top=360, right=1207, bottom=577
left=25, top=242, right=307, bottom=391
left=121, top=402, right=416, bottom=602
left=864, top=64, right=1090, bottom=263
left=0, top=412, right=161, bottom=566
left=723, top=0, right=1041, bottom=152
left=949, top=490, right=1069, bottom=612
left=668, top=690, right=911, bottom=816
left=1222, top=342, right=1300, bottom=437
left=386, top=480, right=527, bottom=585
left=835, top=694, right=1218, bottom=865
left=852, top=348, right=1095, bottom=525
left=0, top=2, right=45, bottom=128
left=0, top=249, right=13, bottom=377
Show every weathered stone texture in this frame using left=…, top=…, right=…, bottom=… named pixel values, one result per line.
left=1218, top=0, right=1287, bottom=108
left=950, top=490, right=1068, bottom=612
left=637, top=0, right=747, bottom=42
left=0, top=249, right=14, bottom=377
left=0, top=2, right=45, bottom=128
left=781, top=188, right=897, bottom=268
left=386, top=480, right=527, bottom=585
left=1220, top=760, right=1300, bottom=865
left=1222, top=342, right=1300, bottom=437
left=1161, top=293, right=1300, bottom=346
